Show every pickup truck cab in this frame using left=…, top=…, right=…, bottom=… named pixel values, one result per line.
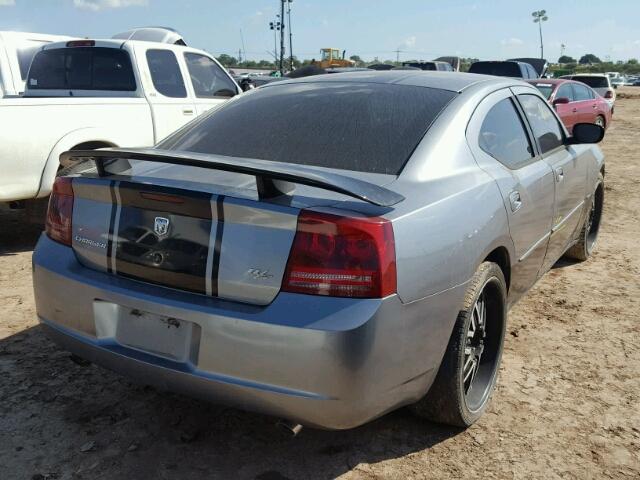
left=0, top=31, right=72, bottom=97
left=0, top=35, right=240, bottom=204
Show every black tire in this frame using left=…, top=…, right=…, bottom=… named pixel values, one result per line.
left=565, top=172, right=604, bottom=261
left=411, top=262, right=507, bottom=427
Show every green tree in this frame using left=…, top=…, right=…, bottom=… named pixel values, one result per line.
left=628, top=58, right=638, bottom=65
left=216, top=54, right=237, bottom=67
left=579, top=54, right=601, bottom=64
left=349, top=54, right=363, bottom=66
left=558, top=55, right=576, bottom=64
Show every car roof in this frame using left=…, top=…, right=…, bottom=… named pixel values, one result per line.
left=265, top=71, right=507, bottom=93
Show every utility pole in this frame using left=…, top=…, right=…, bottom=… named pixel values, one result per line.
left=395, top=48, right=402, bottom=63
left=287, top=0, right=293, bottom=71
left=532, top=10, right=549, bottom=59
left=240, top=28, right=246, bottom=65
left=560, top=43, right=566, bottom=57
left=279, top=0, right=286, bottom=75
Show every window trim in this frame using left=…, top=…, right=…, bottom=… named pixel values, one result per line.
left=514, top=91, right=568, bottom=159
left=183, top=52, right=239, bottom=99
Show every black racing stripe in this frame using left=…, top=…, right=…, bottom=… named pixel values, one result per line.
left=210, top=195, right=225, bottom=297
left=106, top=181, right=117, bottom=274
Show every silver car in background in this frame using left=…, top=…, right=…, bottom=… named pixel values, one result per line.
left=32, top=72, right=605, bottom=430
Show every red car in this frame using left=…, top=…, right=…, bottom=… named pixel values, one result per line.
left=527, top=79, right=612, bottom=134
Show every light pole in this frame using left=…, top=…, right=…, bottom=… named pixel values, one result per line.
left=532, top=10, right=548, bottom=59
left=269, top=16, right=281, bottom=69
left=279, top=0, right=286, bottom=75
left=287, top=0, right=293, bottom=71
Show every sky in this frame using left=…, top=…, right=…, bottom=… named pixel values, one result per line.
left=1, top=0, right=639, bottom=62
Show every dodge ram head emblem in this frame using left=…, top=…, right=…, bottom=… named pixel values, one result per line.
left=154, top=217, right=170, bottom=237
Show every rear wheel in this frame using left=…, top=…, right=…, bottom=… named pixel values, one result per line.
left=411, top=262, right=507, bottom=427
left=565, top=173, right=604, bottom=261
left=595, top=115, right=605, bottom=128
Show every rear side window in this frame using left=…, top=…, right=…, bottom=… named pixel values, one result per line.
left=571, top=76, right=608, bottom=89
left=146, top=49, right=186, bottom=98
left=572, top=83, right=593, bottom=101
left=161, top=82, right=456, bottom=175
left=469, top=62, right=521, bottom=77
left=16, top=40, right=47, bottom=80
left=479, top=98, right=533, bottom=169
left=518, top=94, right=564, bottom=154
left=184, top=53, right=237, bottom=98
left=27, top=47, right=136, bottom=91
left=556, top=83, right=574, bottom=101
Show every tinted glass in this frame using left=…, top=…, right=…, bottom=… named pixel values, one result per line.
left=161, top=82, right=457, bottom=175
left=570, top=76, right=608, bottom=88
left=403, top=62, right=436, bottom=70
left=146, top=49, right=186, bottom=98
left=184, top=53, right=237, bottom=98
left=17, top=41, right=46, bottom=80
left=556, top=83, right=574, bottom=101
left=518, top=94, right=564, bottom=154
left=469, top=62, right=521, bottom=77
left=479, top=98, right=533, bottom=168
left=27, top=47, right=136, bottom=91
left=573, top=83, right=592, bottom=101
left=533, top=83, right=554, bottom=99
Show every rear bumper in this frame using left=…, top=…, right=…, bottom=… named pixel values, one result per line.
left=32, top=235, right=465, bottom=429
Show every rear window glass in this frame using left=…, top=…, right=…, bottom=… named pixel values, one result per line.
left=17, top=41, right=47, bottom=80
left=160, top=82, right=456, bottom=175
left=570, top=76, right=608, bottom=88
left=469, top=62, right=521, bottom=77
left=403, top=62, right=436, bottom=71
left=27, top=47, right=136, bottom=91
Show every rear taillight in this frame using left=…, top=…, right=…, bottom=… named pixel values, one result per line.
left=604, top=90, right=614, bottom=99
left=282, top=210, right=397, bottom=298
left=45, top=177, right=74, bottom=246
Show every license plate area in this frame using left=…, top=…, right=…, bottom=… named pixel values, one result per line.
left=94, top=301, right=201, bottom=363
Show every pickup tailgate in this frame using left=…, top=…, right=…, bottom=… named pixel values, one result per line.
left=71, top=178, right=299, bottom=305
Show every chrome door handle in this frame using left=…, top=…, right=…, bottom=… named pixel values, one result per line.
left=509, top=191, right=522, bottom=213
left=556, top=167, right=564, bottom=182
left=182, top=109, right=194, bottom=115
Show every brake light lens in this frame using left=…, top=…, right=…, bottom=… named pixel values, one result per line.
left=282, top=211, right=396, bottom=298
left=604, top=90, right=614, bottom=99
left=45, top=177, right=74, bottom=246
left=66, top=40, right=95, bottom=47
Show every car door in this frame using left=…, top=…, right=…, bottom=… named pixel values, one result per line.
left=572, top=82, right=597, bottom=124
left=515, top=88, right=588, bottom=272
left=135, top=45, right=196, bottom=142
left=467, top=88, right=555, bottom=302
left=553, top=83, right=578, bottom=133
left=182, top=51, right=240, bottom=116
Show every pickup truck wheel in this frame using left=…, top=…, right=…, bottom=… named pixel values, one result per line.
left=411, top=262, right=506, bottom=427
left=564, top=173, right=604, bottom=261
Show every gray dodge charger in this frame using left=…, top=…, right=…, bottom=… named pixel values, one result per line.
left=32, top=71, right=605, bottom=430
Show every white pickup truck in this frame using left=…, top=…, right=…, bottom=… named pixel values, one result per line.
left=0, top=32, right=240, bottom=205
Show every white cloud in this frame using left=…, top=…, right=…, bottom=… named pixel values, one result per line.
left=501, top=37, right=524, bottom=47
left=73, top=0, right=148, bottom=11
left=403, top=35, right=416, bottom=49
left=0, top=0, right=16, bottom=6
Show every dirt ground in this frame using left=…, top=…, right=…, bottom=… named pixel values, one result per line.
left=1, top=92, right=639, bottom=480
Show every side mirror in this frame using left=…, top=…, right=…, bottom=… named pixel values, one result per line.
left=568, top=123, right=605, bottom=144
left=553, top=97, right=570, bottom=107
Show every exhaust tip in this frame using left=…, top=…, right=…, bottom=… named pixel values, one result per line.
left=276, top=420, right=303, bottom=437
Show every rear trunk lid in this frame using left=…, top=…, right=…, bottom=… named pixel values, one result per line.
left=67, top=150, right=402, bottom=306
left=71, top=178, right=299, bottom=305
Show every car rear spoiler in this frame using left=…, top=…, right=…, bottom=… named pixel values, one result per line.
left=60, top=147, right=405, bottom=208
